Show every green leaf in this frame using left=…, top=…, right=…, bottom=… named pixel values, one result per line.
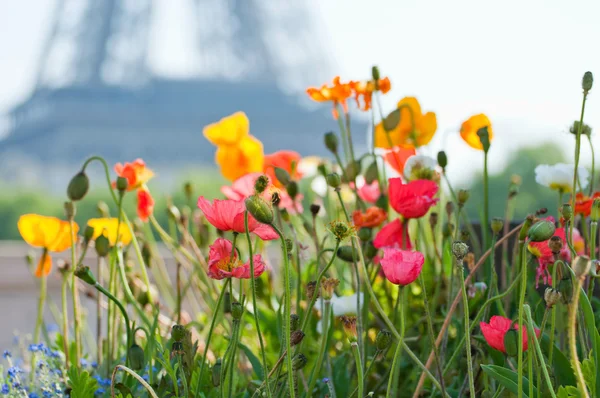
left=557, top=385, right=582, bottom=397
left=237, top=341, right=265, bottom=380
left=383, top=108, right=401, bottom=131
left=541, top=332, right=576, bottom=387
left=67, top=367, right=99, bottom=398
left=481, top=364, right=538, bottom=397
left=578, top=287, right=600, bottom=397
left=581, top=350, right=596, bottom=397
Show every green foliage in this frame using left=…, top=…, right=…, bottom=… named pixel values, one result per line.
left=481, top=364, right=538, bottom=397
left=581, top=351, right=596, bottom=397
left=67, top=367, right=100, bottom=398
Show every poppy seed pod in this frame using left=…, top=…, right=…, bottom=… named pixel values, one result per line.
left=327, top=173, right=341, bottom=189
left=231, top=302, right=243, bottom=320
left=171, top=325, right=186, bottom=342
left=437, top=151, right=448, bottom=170
left=116, top=176, right=128, bottom=193
left=95, top=234, right=111, bottom=257
left=324, top=132, right=338, bottom=154
left=128, top=344, right=145, bottom=370
left=254, top=174, right=270, bottom=194
left=573, top=255, right=592, bottom=278
left=561, top=204, right=573, bottom=222
left=364, top=161, right=379, bottom=185
left=503, top=329, right=519, bottom=357
left=527, top=220, right=556, bottom=242
left=582, top=71, right=593, bottom=93
left=491, top=218, right=504, bottom=235
left=74, top=265, right=97, bottom=286
left=67, top=171, right=90, bottom=201
left=452, top=241, right=469, bottom=261
left=337, top=246, right=357, bottom=262
left=375, top=329, right=392, bottom=351
left=457, top=189, right=470, bottom=207
left=310, top=204, right=321, bottom=216
left=290, top=330, right=305, bottom=346
left=245, top=195, right=274, bottom=225
left=544, top=288, right=561, bottom=308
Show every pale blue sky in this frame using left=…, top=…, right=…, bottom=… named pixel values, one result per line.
left=0, top=0, right=598, bottom=185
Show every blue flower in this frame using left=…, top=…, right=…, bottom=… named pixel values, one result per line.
left=91, top=361, right=98, bottom=369
left=1, top=384, right=9, bottom=394
left=7, top=366, right=24, bottom=378
left=322, top=377, right=330, bottom=383
left=95, top=388, right=106, bottom=396
left=29, top=393, right=40, bottom=398
left=2, top=350, right=10, bottom=359
left=80, top=358, right=89, bottom=367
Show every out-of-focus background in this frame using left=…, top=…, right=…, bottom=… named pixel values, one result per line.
left=0, top=0, right=599, bottom=344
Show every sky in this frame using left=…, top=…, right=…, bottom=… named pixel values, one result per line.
left=0, top=0, right=599, bottom=187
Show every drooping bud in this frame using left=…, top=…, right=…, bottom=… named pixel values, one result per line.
left=452, top=241, right=469, bottom=262
left=212, top=359, right=222, bottom=387
left=290, top=330, right=305, bottom=346
left=67, top=171, right=90, bottom=201
left=358, top=227, right=372, bottom=242
left=371, top=65, right=380, bottom=81
left=82, top=226, right=94, bottom=247
left=363, top=240, right=377, bottom=259
left=336, top=246, right=357, bottom=263
left=97, top=201, right=110, bottom=217
left=573, top=255, right=592, bottom=278
left=364, top=161, right=379, bottom=185
left=570, top=121, right=592, bottom=137
left=74, top=265, right=97, bottom=286
left=558, top=277, right=573, bottom=304
left=171, top=325, right=186, bottom=342
left=321, top=277, right=340, bottom=300
left=375, top=329, right=392, bottom=351
left=231, top=302, right=243, bottom=320
left=491, top=218, right=504, bottom=236
left=548, top=236, right=563, bottom=254
left=167, top=205, right=181, bottom=221
left=326, top=173, right=341, bottom=189
left=561, top=204, right=573, bottom=222
left=503, top=329, right=519, bottom=357
left=310, top=204, right=321, bottom=217
left=95, top=233, right=111, bottom=257
left=290, top=314, right=300, bottom=332
left=286, top=181, right=298, bottom=200
left=254, top=175, right=270, bottom=194
left=457, top=189, right=470, bottom=207
left=340, top=315, right=358, bottom=343
left=527, top=220, right=556, bottom=242
left=116, top=176, right=128, bottom=194
left=306, top=281, right=318, bottom=301
left=245, top=195, right=274, bottom=225
left=544, top=288, right=561, bottom=308
left=437, top=151, right=447, bottom=170
left=128, top=344, right=145, bottom=370
left=582, top=71, right=594, bottom=93
left=324, top=132, right=338, bottom=154
left=292, top=353, right=308, bottom=371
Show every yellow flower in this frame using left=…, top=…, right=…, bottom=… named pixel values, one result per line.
left=203, top=112, right=265, bottom=181
left=374, top=97, right=437, bottom=149
left=460, top=114, right=493, bottom=150
left=87, top=218, right=133, bottom=246
left=18, top=214, right=78, bottom=277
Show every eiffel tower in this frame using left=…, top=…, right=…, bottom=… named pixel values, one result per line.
left=0, top=0, right=363, bottom=184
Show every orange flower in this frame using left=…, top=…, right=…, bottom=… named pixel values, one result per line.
left=350, top=77, right=391, bottom=111
left=353, top=207, right=387, bottom=228
left=374, top=97, right=437, bottom=149
left=203, top=112, right=265, bottom=181
left=460, top=114, right=494, bottom=150
left=18, top=214, right=79, bottom=277
left=574, top=192, right=600, bottom=216
left=87, top=218, right=133, bottom=246
left=306, top=76, right=353, bottom=119
left=137, top=188, right=155, bottom=222
left=114, top=159, right=154, bottom=191
left=264, top=150, right=303, bottom=188
left=384, top=147, right=416, bottom=175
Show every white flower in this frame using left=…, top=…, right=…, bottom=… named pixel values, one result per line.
left=311, top=175, right=328, bottom=197
left=534, top=163, right=589, bottom=192
left=404, top=155, right=437, bottom=180
left=316, top=293, right=364, bottom=334
left=298, top=156, right=322, bottom=177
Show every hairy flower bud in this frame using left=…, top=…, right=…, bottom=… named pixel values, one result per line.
left=254, top=174, right=270, bottom=194
left=290, top=314, right=300, bottom=332
left=503, top=328, right=519, bottom=357
left=457, top=189, right=470, bottom=207
left=171, top=325, right=186, bottom=342
left=437, top=151, right=447, bottom=170
left=364, top=161, right=379, bottom=185
left=445, top=202, right=454, bottom=218
left=95, top=234, right=111, bottom=257
left=128, top=344, right=145, bottom=370
left=82, top=225, right=93, bottom=245
left=74, top=265, right=97, bottom=286
left=375, top=329, right=392, bottom=351
left=324, top=132, right=338, bottom=154
left=245, top=195, right=274, bottom=225
left=582, top=71, right=594, bottom=93
left=491, top=218, right=504, bottom=236
left=67, top=171, right=90, bottom=201
left=544, top=288, right=561, bottom=308
left=326, top=173, right=341, bottom=189
left=231, top=302, right=243, bottom=320
left=358, top=227, right=372, bottom=242
left=292, top=353, right=308, bottom=370
left=345, top=161, right=361, bottom=182
left=286, top=181, right=298, bottom=200
left=321, top=277, right=340, bottom=300
left=116, top=176, right=128, bottom=193
left=336, top=245, right=357, bottom=263
left=527, top=220, right=556, bottom=242
left=290, top=330, right=305, bottom=346
left=519, top=216, right=534, bottom=241
left=328, top=221, right=355, bottom=242
left=306, top=281, right=319, bottom=301
left=371, top=65, right=380, bottom=81
left=452, top=241, right=469, bottom=261
left=340, top=315, right=358, bottom=343
left=561, top=204, right=573, bottom=222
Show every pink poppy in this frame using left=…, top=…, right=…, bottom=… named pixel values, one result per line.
left=480, top=316, right=540, bottom=354
left=208, top=238, right=266, bottom=280
left=373, top=219, right=412, bottom=250
left=197, top=197, right=278, bottom=240
left=356, top=180, right=381, bottom=204
left=389, top=178, right=438, bottom=219
left=380, top=247, right=424, bottom=286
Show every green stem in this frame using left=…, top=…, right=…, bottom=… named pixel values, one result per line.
left=588, top=221, right=597, bottom=297
left=34, top=272, right=47, bottom=344
left=528, top=332, right=534, bottom=398
left=458, top=258, right=476, bottom=397
left=588, top=135, right=595, bottom=195
left=69, top=219, right=82, bottom=365
left=111, top=364, right=159, bottom=398
left=272, top=224, right=295, bottom=398
left=96, top=256, right=103, bottom=367
left=95, top=282, right=131, bottom=366
left=60, top=272, right=70, bottom=368
left=115, top=249, right=150, bottom=326
left=244, top=212, right=272, bottom=398
left=351, top=342, right=363, bottom=398
left=524, top=305, right=557, bottom=397
left=518, top=241, right=528, bottom=398
left=483, top=149, right=490, bottom=260
left=569, top=275, right=590, bottom=397
left=571, top=92, right=589, bottom=243
left=387, top=286, right=405, bottom=398
left=307, top=300, right=331, bottom=395
left=548, top=260, right=561, bottom=366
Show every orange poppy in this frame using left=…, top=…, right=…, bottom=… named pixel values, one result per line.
left=18, top=214, right=79, bottom=277
left=114, top=159, right=154, bottom=191
left=137, top=188, right=155, bottom=222
left=264, top=150, right=303, bottom=188
left=384, top=147, right=417, bottom=175
left=574, top=192, right=600, bottom=216
left=353, top=207, right=388, bottom=228
left=306, top=76, right=353, bottom=119
left=350, top=77, right=391, bottom=111
left=460, top=114, right=494, bottom=150
left=374, top=97, right=437, bottom=149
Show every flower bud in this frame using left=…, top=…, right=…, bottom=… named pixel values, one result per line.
left=345, top=161, right=361, bottom=183
left=592, top=199, right=600, bottom=222
left=212, top=359, right=222, bottom=387
left=371, top=65, right=380, bottom=81
left=582, top=71, right=593, bottom=93
left=292, top=353, right=308, bottom=371
left=544, top=288, right=561, bottom=308
left=284, top=238, right=294, bottom=254
left=375, top=194, right=388, bottom=210
left=491, top=218, right=504, bottom=236
left=82, top=226, right=94, bottom=246
left=321, top=277, right=340, bottom=300
left=363, top=240, right=377, bottom=260
left=223, top=292, right=231, bottom=314
left=445, top=202, right=455, bottom=218
left=171, top=325, right=186, bottom=342
left=364, top=161, right=379, bottom=185
left=570, top=121, right=592, bottom=137
left=324, top=132, right=338, bottom=154
left=310, top=204, right=321, bottom=216
left=336, top=245, right=357, bottom=263
left=437, top=151, right=447, bottom=170
left=326, top=173, right=341, bottom=189
left=128, top=344, right=145, bottom=370
left=457, top=189, right=470, bottom=207
left=245, top=195, right=274, bottom=225
left=452, top=241, right=469, bottom=261
left=574, top=255, right=592, bottom=278
left=64, top=201, right=76, bottom=220
left=74, top=265, right=97, bottom=286
left=290, top=314, right=300, bottom=332
left=328, top=221, right=355, bottom=242
left=460, top=229, right=470, bottom=243
left=340, top=315, right=358, bottom=343
left=358, top=227, right=372, bottom=242
left=116, top=176, right=128, bottom=193
left=273, top=168, right=290, bottom=187
left=442, top=222, right=454, bottom=238
left=286, top=181, right=298, bottom=200
left=519, top=216, right=534, bottom=241
left=95, top=234, right=111, bottom=257
left=477, top=126, right=491, bottom=153
left=231, top=302, right=243, bottom=320
left=306, top=281, right=319, bottom=301
left=527, top=220, right=556, bottom=242
left=429, top=212, right=438, bottom=229
left=184, top=181, right=193, bottom=201
left=548, top=236, right=563, bottom=254
left=561, top=204, right=573, bottom=222
left=254, top=175, right=270, bottom=194
left=270, top=191, right=281, bottom=207
left=503, top=328, right=519, bottom=357
left=67, top=171, right=90, bottom=201
left=167, top=205, right=181, bottom=221
left=375, top=329, right=392, bottom=351
left=290, top=330, right=305, bottom=346
left=558, top=277, right=573, bottom=304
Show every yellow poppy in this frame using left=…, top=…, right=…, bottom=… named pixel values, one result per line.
left=87, top=218, right=133, bottom=246
left=18, top=214, right=78, bottom=277
left=203, top=112, right=251, bottom=146
left=460, top=114, right=493, bottom=150
left=374, top=97, right=437, bottom=149
left=215, top=135, right=264, bottom=181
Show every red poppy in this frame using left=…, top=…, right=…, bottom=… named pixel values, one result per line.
left=389, top=178, right=438, bottom=219
left=113, top=159, right=154, bottom=191
left=208, top=238, right=266, bottom=280
left=197, top=197, right=277, bottom=240
left=263, top=151, right=303, bottom=188
left=480, top=316, right=540, bottom=354
left=373, top=219, right=412, bottom=250
left=137, top=189, right=154, bottom=222
left=380, top=248, right=424, bottom=286
left=574, top=192, right=600, bottom=216
left=385, top=147, right=416, bottom=175
left=353, top=207, right=387, bottom=228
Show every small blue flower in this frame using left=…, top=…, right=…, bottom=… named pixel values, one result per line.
left=29, top=393, right=40, bottom=398
left=12, top=381, right=20, bottom=389
left=91, top=361, right=98, bottom=368
left=142, top=374, right=149, bottom=382
left=2, top=350, right=10, bottom=359
left=7, top=366, right=24, bottom=378
left=322, top=377, right=330, bottom=383
left=95, top=388, right=106, bottom=396
left=80, top=358, right=89, bottom=367
left=1, top=384, right=9, bottom=394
